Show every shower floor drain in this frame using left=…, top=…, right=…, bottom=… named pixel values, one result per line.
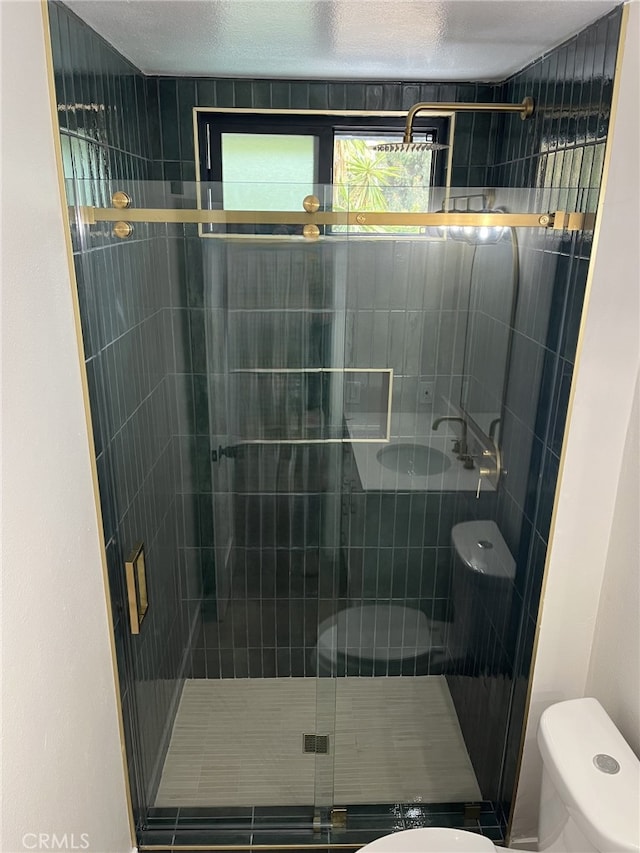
left=303, top=734, right=329, bottom=754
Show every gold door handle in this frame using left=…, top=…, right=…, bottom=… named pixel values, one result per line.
left=125, top=542, right=149, bottom=634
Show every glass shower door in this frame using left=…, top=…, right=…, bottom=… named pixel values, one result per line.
left=203, top=225, right=350, bottom=815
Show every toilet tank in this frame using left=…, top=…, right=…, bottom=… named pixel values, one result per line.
left=449, top=521, right=515, bottom=667
left=537, top=697, right=640, bottom=853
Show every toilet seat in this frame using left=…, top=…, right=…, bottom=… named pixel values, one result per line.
left=359, top=827, right=497, bottom=852
left=317, top=604, right=432, bottom=663
left=311, top=604, right=435, bottom=676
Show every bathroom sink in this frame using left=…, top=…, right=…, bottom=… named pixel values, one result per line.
left=376, top=443, right=452, bottom=476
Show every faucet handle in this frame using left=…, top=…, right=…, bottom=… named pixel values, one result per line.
left=451, top=438, right=461, bottom=454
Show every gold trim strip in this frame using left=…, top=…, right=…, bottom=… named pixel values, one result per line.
left=77, top=206, right=592, bottom=231
left=229, top=368, right=392, bottom=373
left=227, top=367, right=393, bottom=444
left=504, top=4, right=630, bottom=845
left=238, top=440, right=383, bottom=444
left=192, top=106, right=455, bottom=117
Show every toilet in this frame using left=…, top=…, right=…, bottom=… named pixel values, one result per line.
left=311, top=519, right=513, bottom=676
left=357, top=697, right=640, bottom=852
left=311, top=603, right=436, bottom=676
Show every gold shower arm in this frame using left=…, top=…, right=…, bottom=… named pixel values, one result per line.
left=402, top=96, right=535, bottom=143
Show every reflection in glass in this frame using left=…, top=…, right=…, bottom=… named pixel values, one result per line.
left=460, top=231, right=518, bottom=446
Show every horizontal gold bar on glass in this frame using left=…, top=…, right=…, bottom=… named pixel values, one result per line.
left=76, top=206, right=594, bottom=231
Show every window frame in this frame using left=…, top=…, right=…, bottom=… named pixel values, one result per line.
left=195, top=109, right=450, bottom=237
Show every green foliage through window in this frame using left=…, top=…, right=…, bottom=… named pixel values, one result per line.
left=333, top=134, right=433, bottom=233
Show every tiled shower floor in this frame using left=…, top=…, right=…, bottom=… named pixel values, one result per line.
left=155, top=676, right=481, bottom=807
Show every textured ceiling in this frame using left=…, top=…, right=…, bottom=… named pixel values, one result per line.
left=63, top=0, right=620, bottom=81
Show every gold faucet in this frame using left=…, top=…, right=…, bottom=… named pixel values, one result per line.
left=432, top=416, right=468, bottom=458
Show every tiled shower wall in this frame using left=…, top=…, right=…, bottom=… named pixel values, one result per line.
left=149, top=77, right=500, bottom=677
left=496, top=8, right=622, bottom=818
left=444, top=6, right=622, bottom=811
left=49, top=1, right=200, bottom=815
left=192, top=235, right=477, bottom=677
left=151, top=77, right=501, bottom=186
left=342, top=238, right=476, bottom=636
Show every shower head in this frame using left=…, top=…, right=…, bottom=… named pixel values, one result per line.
left=373, top=141, right=449, bottom=152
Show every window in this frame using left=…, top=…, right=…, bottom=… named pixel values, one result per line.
left=197, top=111, right=448, bottom=236
left=332, top=131, right=436, bottom=234
left=220, top=133, right=317, bottom=211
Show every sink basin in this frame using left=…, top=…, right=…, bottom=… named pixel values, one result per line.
left=376, top=443, right=452, bottom=476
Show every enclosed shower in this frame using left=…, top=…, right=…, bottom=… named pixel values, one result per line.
left=50, top=0, right=623, bottom=846
left=73, top=170, right=574, bottom=840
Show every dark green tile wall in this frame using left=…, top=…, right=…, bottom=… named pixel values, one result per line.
left=148, top=75, right=501, bottom=680
left=148, top=76, right=499, bottom=187
left=49, top=0, right=200, bottom=823
left=495, top=8, right=622, bottom=820
left=443, top=5, right=623, bottom=814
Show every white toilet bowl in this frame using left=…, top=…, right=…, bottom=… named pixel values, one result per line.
left=310, top=604, right=442, bottom=676
left=359, top=827, right=495, bottom=851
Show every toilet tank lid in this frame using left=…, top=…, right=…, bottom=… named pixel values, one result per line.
left=538, top=698, right=640, bottom=853
left=451, top=521, right=515, bottom=579
left=355, top=827, right=496, bottom=852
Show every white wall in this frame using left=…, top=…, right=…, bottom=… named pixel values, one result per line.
left=0, top=2, right=134, bottom=851
left=586, top=372, right=640, bottom=754
left=510, top=1, right=640, bottom=843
